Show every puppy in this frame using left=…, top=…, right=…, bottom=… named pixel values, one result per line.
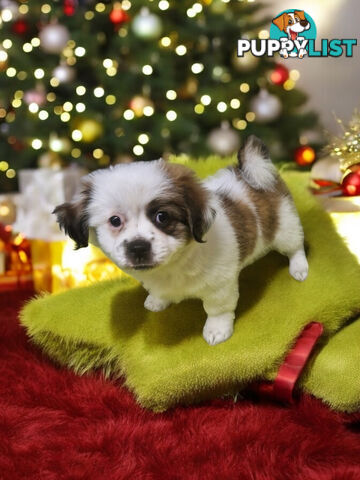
left=54, top=136, right=308, bottom=346
left=272, top=10, right=310, bottom=58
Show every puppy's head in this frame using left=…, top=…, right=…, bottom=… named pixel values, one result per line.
left=53, top=160, right=215, bottom=272
left=272, top=11, right=309, bottom=39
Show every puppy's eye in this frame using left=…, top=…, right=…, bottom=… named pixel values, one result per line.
left=155, top=211, right=169, bottom=225
left=109, top=216, right=122, bottom=227
left=288, top=19, right=293, bottom=24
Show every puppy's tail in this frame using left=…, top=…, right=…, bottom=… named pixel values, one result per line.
left=237, top=135, right=278, bottom=191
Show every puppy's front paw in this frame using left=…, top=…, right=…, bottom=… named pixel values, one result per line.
left=289, top=250, right=308, bottom=282
left=203, top=314, right=234, bottom=346
left=144, top=295, right=170, bottom=312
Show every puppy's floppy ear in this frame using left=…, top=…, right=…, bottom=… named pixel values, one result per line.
left=272, top=13, right=287, bottom=32
left=294, top=10, right=306, bottom=21
left=183, top=178, right=216, bottom=243
left=53, top=178, right=92, bottom=249
left=161, top=162, right=216, bottom=243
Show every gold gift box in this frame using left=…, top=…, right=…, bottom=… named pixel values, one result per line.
left=30, top=239, right=124, bottom=293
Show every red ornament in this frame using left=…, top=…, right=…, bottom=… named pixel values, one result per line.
left=12, top=19, right=28, bottom=35
left=109, top=6, right=129, bottom=25
left=294, top=146, right=316, bottom=166
left=63, top=0, right=76, bottom=16
left=342, top=169, right=360, bottom=196
left=270, top=64, right=289, bottom=86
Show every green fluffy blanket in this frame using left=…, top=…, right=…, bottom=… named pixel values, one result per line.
left=20, top=158, right=360, bottom=412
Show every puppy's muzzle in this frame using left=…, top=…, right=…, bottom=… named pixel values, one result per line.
left=126, top=239, right=152, bottom=268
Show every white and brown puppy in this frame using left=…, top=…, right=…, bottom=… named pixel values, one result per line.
left=54, top=136, right=308, bottom=346
left=272, top=10, right=310, bottom=58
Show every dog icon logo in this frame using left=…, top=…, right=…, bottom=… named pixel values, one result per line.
left=270, top=9, right=316, bottom=58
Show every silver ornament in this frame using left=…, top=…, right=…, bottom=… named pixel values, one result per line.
left=39, top=24, right=70, bottom=54
left=207, top=122, right=240, bottom=156
left=250, top=89, right=282, bottom=123
left=52, top=63, right=75, bottom=83
left=132, top=8, right=162, bottom=40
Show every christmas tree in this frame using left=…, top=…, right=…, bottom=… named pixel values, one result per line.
left=0, top=0, right=322, bottom=192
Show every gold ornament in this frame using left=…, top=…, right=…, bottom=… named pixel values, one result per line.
left=232, top=50, right=259, bottom=72
left=76, top=118, right=104, bottom=143
left=327, top=111, right=360, bottom=173
left=0, top=197, right=16, bottom=225
left=178, top=77, right=198, bottom=99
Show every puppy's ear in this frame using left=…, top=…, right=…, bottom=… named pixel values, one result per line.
left=272, top=13, right=287, bottom=32
left=53, top=178, right=92, bottom=249
left=162, top=163, right=215, bottom=243
left=294, top=10, right=306, bottom=21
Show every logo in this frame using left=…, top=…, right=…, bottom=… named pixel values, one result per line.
left=237, top=9, right=357, bottom=59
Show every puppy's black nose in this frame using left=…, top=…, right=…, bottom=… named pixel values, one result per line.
left=300, top=19, right=308, bottom=27
left=126, top=239, right=151, bottom=263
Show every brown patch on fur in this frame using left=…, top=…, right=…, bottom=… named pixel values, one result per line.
left=53, top=179, right=92, bottom=249
left=219, top=193, right=257, bottom=260
left=146, top=198, right=191, bottom=241
left=160, top=162, right=215, bottom=242
left=226, top=167, right=290, bottom=244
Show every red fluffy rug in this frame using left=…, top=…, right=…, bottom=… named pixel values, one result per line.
left=1, top=290, right=360, bottom=480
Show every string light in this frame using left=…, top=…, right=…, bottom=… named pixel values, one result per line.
left=200, top=95, right=211, bottom=105
left=19, top=4, right=29, bottom=14
left=258, top=30, right=269, bottom=39
left=94, top=87, right=105, bottom=97
left=3, top=39, right=12, bottom=49
left=28, top=102, right=39, bottom=113
left=105, top=95, right=116, bottom=105
left=41, top=4, right=51, bottom=13
left=71, top=148, right=81, bottom=158
left=0, top=161, right=9, bottom=171
left=166, top=110, right=177, bottom=121
left=50, top=77, right=60, bottom=87
left=60, top=112, right=70, bottom=122
left=6, top=169, right=16, bottom=179
left=142, top=65, right=153, bottom=75
left=85, top=11, right=94, bottom=20
left=191, top=63, right=204, bottom=74
left=34, top=68, right=45, bottom=79
left=0, top=50, right=8, bottom=62
left=175, top=45, right=187, bottom=56
left=245, top=112, right=256, bottom=122
left=95, top=2, right=106, bottom=12
left=283, top=79, right=295, bottom=91
left=290, top=69, right=300, bottom=81
left=122, top=0, right=131, bottom=10
left=193, top=3, right=203, bottom=13
left=143, top=106, right=154, bottom=116
left=233, top=119, right=247, bottom=130
left=158, top=0, right=169, bottom=10
left=63, top=102, right=73, bottom=112
left=230, top=98, right=240, bottom=109
left=47, top=92, right=56, bottom=102
left=194, top=104, right=204, bottom=114
left=38, top=110, right=49, bottom=120
left=217, top=101, right=227, bottom=112
left=76, top=86, right=86, bottom=96
left=17, top=71, right=27, bottom=80
left=103, top=58, right=113, bottom=68
left=187, top=8, right=196, bottom=18
left=124, top=109, right=135, bottom=120
left=31, top=38, right=40, bottom=47
left=133, top=145, right=144, bottom=156
left=23, top=43, right=33, bottom=53
left=1, top=9, right=13, bottom=22
left=74, top=47, right=86, bottom=57
left=75, top=102, right=86, bottom=112
left=240, top=83, right=250, bottom=93
left=0, top=109, right=6, bottom=119
left=72, top=130, right=83, bottom=141
left=6, top=67, right=16, bottom=77
left=166, top=90, right=177, bottom=100
left=160, top=36, right=171, bottom=47
left=12, top=99, right=21, bottom=108
left=138, top=134, right=149, bottom=144
left=93, top=148, right=103, bottom=159
left=31, top=139, right=43, bottom=150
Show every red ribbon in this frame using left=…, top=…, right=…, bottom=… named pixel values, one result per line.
left=250, top=322, right=324, bottom=404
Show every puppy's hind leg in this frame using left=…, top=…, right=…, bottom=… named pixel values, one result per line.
left=273, top=198, right=309, bottom=282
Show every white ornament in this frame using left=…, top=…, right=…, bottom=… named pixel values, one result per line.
left=132, top=8, right=162, bottom=40
left=39, top=24, right=70, bottom=54
left=250, top=89, right=282, bottom=123
left=52, top=63, right=75, bottom=83
left=207, top=122, right=240, bottom=156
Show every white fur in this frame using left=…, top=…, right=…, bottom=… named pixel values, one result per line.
left=77, top=156, right=307, bottom=346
